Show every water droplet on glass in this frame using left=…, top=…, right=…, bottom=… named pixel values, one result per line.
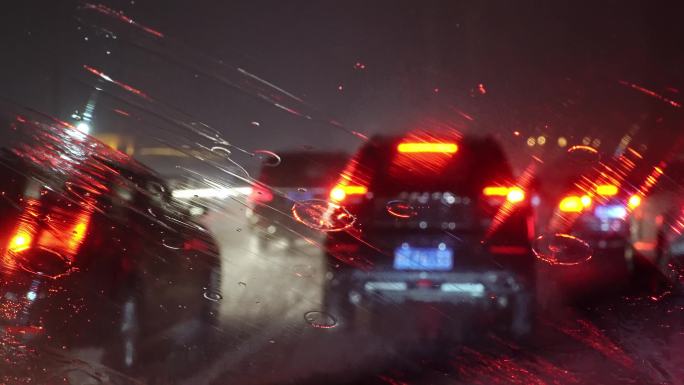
left=567, top=145, right=600, bottom=164
left=238, top=281, right=247, bottom=287
left=162, top=238, right=184, bottom=250
left=532, top=233, right=593, bottom=266
left=386, top=200, right=416, bottom=218
left=297, top=188, right=307, bottom=192
left=291, top=199, right=355, bottom=232
left=211, top=146, right=232, bottom=157
left=254, top=150, right=281, bottom=167
left=16, top=248, right=76, bottom=279
left=203, top=291, right=223, bottom=302
left=304, top=311, right=338, bottom=329
left=250, top=121, right=260, bottom=126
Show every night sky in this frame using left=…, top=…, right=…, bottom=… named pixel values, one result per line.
left=1, top=1, right=684, bottom=171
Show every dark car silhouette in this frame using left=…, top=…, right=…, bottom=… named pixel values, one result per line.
left=322, top=132, right=536, bottom=339
left=0, top=114, right=222, bottom=372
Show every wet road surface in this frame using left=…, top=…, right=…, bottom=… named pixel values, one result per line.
left=3, top=200, right=683, bottom=385
left=184, top=202, right=684, bottom=385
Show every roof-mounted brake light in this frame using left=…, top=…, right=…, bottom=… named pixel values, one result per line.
left=397, top=142, right=458, bottom=154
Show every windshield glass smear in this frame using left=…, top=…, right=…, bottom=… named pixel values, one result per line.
left=1, top=2, right=684, bottom=385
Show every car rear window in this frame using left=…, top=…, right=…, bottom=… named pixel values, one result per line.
left=368, top=137, right=514, bottom=196
left=257, top=153, right=347, bottom=187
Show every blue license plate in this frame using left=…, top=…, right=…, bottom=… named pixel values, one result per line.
left=394, top=245, right=453, bottom=271
left=594, top=204, right=627, bottom=219
left=287, top=191, right=314, bottom=201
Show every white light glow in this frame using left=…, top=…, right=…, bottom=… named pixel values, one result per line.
left=76, top=122, right=91, bottom=135
left=171, top=187, right=252, bottom=199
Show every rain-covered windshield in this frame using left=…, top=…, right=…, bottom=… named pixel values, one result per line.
left=1, top=2, right=683, bottom=384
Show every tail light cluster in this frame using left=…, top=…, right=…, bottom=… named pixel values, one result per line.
left=330, top=140, right=460, bottom=203
left=5, top=199, right=92, bottom=263
left=559, top=195, right=592, bottom=213
left=557, top=184, right=641, bottom=213
left=482, top=186, right=526, bottom=204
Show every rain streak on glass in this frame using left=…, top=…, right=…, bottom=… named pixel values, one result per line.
left=161, top=237, right=184, bottom=250
left=303, top=311, right=338, bottom=329
left=210, top=146, right=232, bottom=157
left=291, top=263, right=315, bottom=278
left=386, top=200, right=416, bottom=218
left=532, top=233, right=593, bottom=266
left=254, top=150, right=281, bottom=167
left=291, top=199, right=355, bottom=232
left=566, top=145, right=600, bottom=164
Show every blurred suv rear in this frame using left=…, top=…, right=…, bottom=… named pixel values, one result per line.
left=247, top=151, right=347, bottom=250
left=323, top=133, right=536, bottom=338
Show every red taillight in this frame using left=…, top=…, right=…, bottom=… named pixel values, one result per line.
left=397, top=142, right=458, bottom=154
left=596, top=184, right=618, bottom=196
left=8, top=231, right=32, bottom=253
left=482, top=186, right=526, bottom=203
left=483, top=186, right=509, bottom=196
left=559, top=195, right=592, bottom=212
left=506, top=188, right=525, bottom=203
left=330, top=184, right=368, bottom=202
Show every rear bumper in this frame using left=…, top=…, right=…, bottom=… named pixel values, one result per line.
left=574, top=233, right=629, bottom=250
left=335, top=269, right=530, bottom=307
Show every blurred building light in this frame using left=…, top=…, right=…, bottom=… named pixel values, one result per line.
left=582, top=137, right=591, bottom=145
left=526, top=137, right=536, bottom=147
left=592, top=138, right=601, bottom=148
left=537, top=136, right=546, bottom=145
left=557, top=137, right=567, bottom=147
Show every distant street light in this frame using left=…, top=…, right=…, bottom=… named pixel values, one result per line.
left=76, top=122, right=91, bottom=135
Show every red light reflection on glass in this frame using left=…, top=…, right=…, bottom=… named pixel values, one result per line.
left=82, top=3, right=165, bottom=38
left=619, top=80, right=681, bottom=108
left=553, top=319, right=634, bottom=369
left=83, top=65, right=151, bottom=100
